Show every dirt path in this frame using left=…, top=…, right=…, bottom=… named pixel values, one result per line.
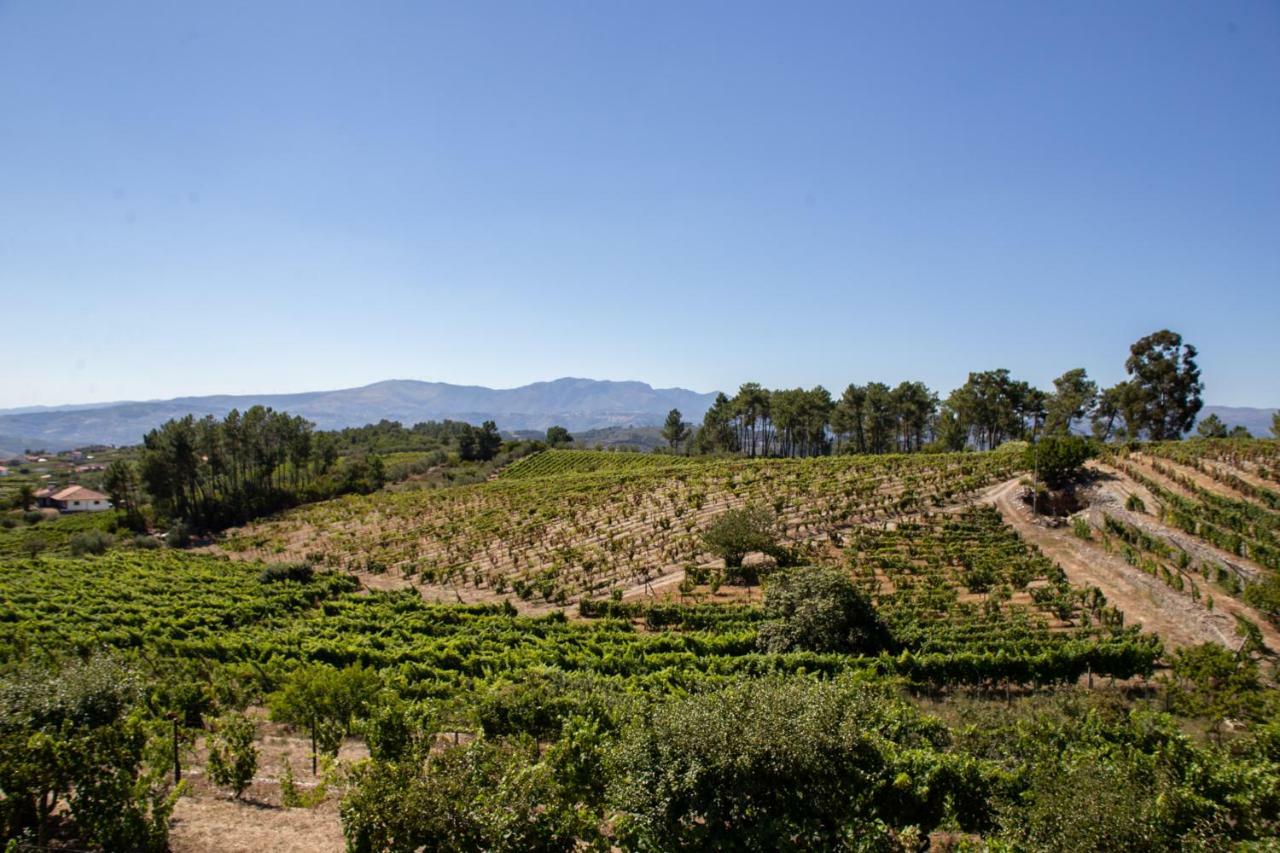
left=984, top=478, right=1242, bottom=650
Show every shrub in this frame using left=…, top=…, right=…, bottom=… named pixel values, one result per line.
left=1072, top=517, right=1093, bottom=540
left=206, top=713, right=258, bottom=799
left=165, top=522, right=192, bottom=548
left=22, top=510, right=43, bottom=524
left=259, top=562, right=315, bottom=584
left=70, top=529, right=114, bottom=556
left=1125, top=493, right=1146, bottom=513
left=756, top=566, right=888, bottom=654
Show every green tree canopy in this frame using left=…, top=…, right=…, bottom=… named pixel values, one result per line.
left=1045, top=368, right=1098, bottom=436
left=1123, top=329, right=1204, bottom=440
left=700, top=503, right=782, bottom=572
left=544, top=425, right=573, bottom=447
left=660, top=409, right=688, bottom=450
left=1196, top=414, right=1228, bottom=438
left=756, top=566, right=888, bottom=654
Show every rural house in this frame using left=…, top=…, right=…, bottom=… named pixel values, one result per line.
left=42, top=485, right=113, bottom=513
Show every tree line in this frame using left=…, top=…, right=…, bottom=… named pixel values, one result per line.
left=661, top=329, right=1212, bottom=458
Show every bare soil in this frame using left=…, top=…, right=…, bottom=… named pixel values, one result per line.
left=169, top=709, right=360, bottom=853
left=985, top=478, right=1240, bottom=649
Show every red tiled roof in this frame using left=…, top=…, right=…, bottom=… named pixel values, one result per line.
left=51, top=485, right=109, bottom=502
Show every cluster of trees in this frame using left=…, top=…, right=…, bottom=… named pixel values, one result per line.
left=329, top=418, right=503, bottom=460
left=131, top=407, right=385, bottom=532
left=681, top=329, right=1209, bottom=458
left=102, top=411, right=546, bottom=532
left=1196, top=414, right=1254, bottom=440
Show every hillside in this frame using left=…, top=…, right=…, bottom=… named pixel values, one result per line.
left=0, top=378, right=719, bottom=450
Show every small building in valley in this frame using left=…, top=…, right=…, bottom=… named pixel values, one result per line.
left=45, top=485, right=112, bottom=513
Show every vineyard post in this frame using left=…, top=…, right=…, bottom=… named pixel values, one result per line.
left=171, top=714, right=181, bottom=785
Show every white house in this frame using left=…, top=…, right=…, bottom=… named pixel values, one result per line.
left=48, top=485, right=112, bottom=513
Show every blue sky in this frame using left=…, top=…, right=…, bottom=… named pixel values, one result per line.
left=2, top=1, right=1278, bottom=407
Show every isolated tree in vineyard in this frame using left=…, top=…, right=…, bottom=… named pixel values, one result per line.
left=544, top=425, right=573, bottom=447
left=757, top=566, right=886, bottom=653
left=661, top=409, right=689, bottom=450
left=701, top=504, right=781, bottom=574
left=16, top=483, right=35, bottom=511
left=1123, top=329, right=1203, bottom=440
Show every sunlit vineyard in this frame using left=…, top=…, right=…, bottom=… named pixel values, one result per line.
left=1104, top=439, right=1280, bottom=623
left=220, top=446, right=1025, bottom=604
left=847, top=506, right=1159, bottom=682
left=0, top=512, right=1160, bottom=707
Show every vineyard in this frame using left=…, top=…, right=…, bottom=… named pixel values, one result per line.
left=219, top=446, right=1025, bottom=605
left=0, top=514, right=1160, bottom=706
left=1094, top=441, right=1280, bottom=626
left=4, top=442, right=1280, bottom=850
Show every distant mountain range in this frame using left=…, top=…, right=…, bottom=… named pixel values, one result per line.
left=1197, top=406, right=1277, bottom=439
left=0, top=379, right=720, bottom=453
left=0, top=380, right=1272, bottom=456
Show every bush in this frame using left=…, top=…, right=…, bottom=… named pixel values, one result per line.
left=70, top=529, right=114, bottom=556
left=1125, top=493, right=1146, bottom=513
left=206, top=713, right=259, bottom=799
left=259, top=562, right=315, bottom=584
left=22, top=536, right=48, bottom=558
left=342, top=739, right=594, bottom=852
left=756, top=566, right=888, bottom=654
left=165, top=522, right=192, bottom=548
left=608, top=678, right=970, bottom=849
left=22, top=510, right=43, bottom=524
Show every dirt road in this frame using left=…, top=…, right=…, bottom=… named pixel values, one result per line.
left=983, top=478, right=1252, bottom=650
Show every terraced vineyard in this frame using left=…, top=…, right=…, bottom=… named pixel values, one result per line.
left=848, top=507, right=1159, bottom=682
left=219, top=446, right=1025, bottom=604
left=1099, top=439, right=1280, bottom=625
left=0, top=511, right=1159, bottom=705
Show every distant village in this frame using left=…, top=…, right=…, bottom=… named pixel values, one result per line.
left=1, top=447, right=119, bottom=513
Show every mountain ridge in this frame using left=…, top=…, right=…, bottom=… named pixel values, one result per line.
left=0, top=378, right=720, bottom=451
left=0, top=380, right=1272, bottom=456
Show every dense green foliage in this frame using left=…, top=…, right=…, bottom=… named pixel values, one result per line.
left=757, top=566, right=887, bottom=654
left=0, top=659, right=179, bottom=850
left=1028, top=434, right=1096, bottom=488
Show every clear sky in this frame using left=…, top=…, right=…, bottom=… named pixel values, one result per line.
left=2, top=1, right=1278, bottom=408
